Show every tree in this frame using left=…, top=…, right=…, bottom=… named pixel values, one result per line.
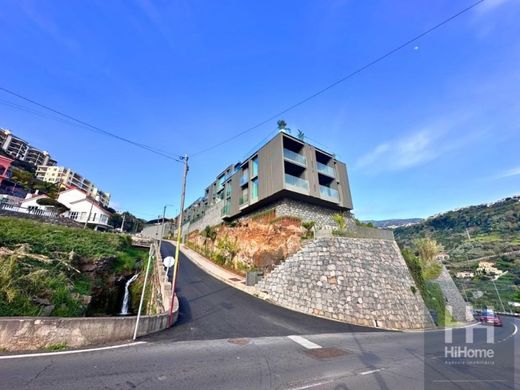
left=277, top=120, right=287, bottom=130
left=108, top=211, right=146, bottom=233
left=36, top=198, right=69, bottom=214
left=297, top=129, right=305, bottom=141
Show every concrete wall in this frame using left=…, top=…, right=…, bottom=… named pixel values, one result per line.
left=0, top=309, right=177, bottom=352
left=257, top=237, right=434, bottom=330
left=432, top=265, right=474, bottom=322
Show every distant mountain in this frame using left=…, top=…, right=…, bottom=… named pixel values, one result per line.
left=364, top=218, right=423, bottom=229
left=394, top=196, right=520, bottom=262
left=394, top=196, right=520, bottom=310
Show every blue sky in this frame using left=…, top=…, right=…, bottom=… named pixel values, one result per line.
left=0, top=0, right=518, bottom=221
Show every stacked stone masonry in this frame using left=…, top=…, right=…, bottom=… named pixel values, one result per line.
left=257, top=237, right=434, bottom=330
left=432, top=265, right=474, bottom=322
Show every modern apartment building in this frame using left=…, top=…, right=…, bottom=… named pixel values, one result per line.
left=0, top=128, right=56, bottom=167
left=178, top=131, right=353, bottom=232
left=35, top=165, right=111, bottom=207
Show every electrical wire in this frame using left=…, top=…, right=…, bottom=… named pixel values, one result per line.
left=190, top=0, right=486, bottom=157
left=0, top=87, right=183, bottom=162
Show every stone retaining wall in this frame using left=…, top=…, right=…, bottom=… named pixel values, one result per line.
left=257, top=237, right=434, bottom=330
left=432, top=265, right=474, bottom=322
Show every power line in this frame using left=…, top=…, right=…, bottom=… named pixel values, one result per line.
left=0, top=87, right=183, bottom=162
left=191, top=0, right=486, bottom=157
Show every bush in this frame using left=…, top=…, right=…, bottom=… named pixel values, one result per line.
left=332, top=214, right=347, bottom=230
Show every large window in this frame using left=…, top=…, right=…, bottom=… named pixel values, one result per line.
left=251, top=178, right=258, bottom=200
left=251, top=156, right=258, bottom=177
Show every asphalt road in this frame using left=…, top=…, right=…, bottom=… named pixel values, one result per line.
left=0, top=242, right=517, bottom=389
left=146, top=241, right=376, bottom=342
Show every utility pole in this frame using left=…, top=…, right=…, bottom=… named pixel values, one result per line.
left=169, top=154, right=189, bottom=326
left=120, top=213, right=126, bottom=232
left=158, top=205, right=167, bottom=254
left=84, top=202, right=94, bottom=229
left=491, top=278, right=506, bottom=313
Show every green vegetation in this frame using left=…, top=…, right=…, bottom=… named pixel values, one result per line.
left=395, top=196, right=520, bottom=262
left=400, top=241, right=454, bottom=326
left=186, top=239, right=253, bottom=274
left=9, top=167, right=59, bottom=198
left=0, top=217, right=146, bottom=317
left=302, top=221, right=315, bottom=239
left=332, top=213, right=347, bottom=230
left=108, top=211, right=146, bottom=233
left=395, top=196, right=520, bottom=311
left=0, top=254, right=87, bottom=316
left=0, top=217, right=133, bottom=259
left=45, top=343, right=68, bottom=351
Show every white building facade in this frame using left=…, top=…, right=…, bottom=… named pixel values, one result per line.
left=35, top=165, right=111, bottom=207
left=0, top=128, right=55, bottom=167
left=20, top=188, right=112, bottom=230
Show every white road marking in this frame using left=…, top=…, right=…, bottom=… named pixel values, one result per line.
left=287, top=335, right=322, bottom=349
left=286, top=379, right=336, bottom=390
left=360, top=368, right=385, bottom=376
left=0, top=341, right=146, bottom=360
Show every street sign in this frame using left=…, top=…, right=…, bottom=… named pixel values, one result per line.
left=163, top=256, right=175, bottom=268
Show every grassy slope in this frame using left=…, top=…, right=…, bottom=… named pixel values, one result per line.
left=0, top=217, right=146, bottom=316
left=395, top=196, right=520, bottom=311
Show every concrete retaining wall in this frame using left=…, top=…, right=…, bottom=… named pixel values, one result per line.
left=257, top=237, right=434, bottom=330
left=0, top=307, right=178, bottom=352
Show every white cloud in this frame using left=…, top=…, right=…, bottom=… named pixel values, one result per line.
left=496, top=166, right=520, bottom=179
left=355, top=129, right=442, bottom=172
left=475, top=0, right=512, bottom=14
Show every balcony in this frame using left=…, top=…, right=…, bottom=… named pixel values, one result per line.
left=319, top=185, right=339, bottom=201
left=317, top=162, right=335, bottom=177
left=283, top=148, right=306, bottom=166
left=284, top=173, right=309, bottom=191
left=221, top=204, right=231, bottom=217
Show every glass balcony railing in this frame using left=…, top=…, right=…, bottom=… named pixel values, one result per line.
left=239, top=194, right=249, bottom=206
left=221, top=204, right=231, bottom=216
left=317, top=162, right=335, bottom=177
left=283, top=148, right=306, bottom=165
left=319, top=185, right=339, bottom=200
left=284, top=174, right=309, bottom=190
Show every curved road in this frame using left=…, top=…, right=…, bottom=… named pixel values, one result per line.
left=147, top=242, right=375, bottom=342
left=0, top=242, right=517, bottom=389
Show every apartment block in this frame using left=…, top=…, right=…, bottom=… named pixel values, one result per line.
left=0, top=128, right=55, bottom=167
left=35, top=165, right=111, bottom=207
left=178, top=131, right=353, bottom=232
